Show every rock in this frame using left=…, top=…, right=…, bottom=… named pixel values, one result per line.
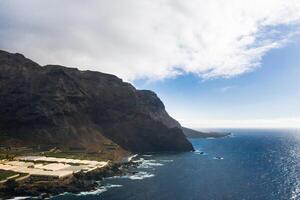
left=0, top=50, right=194, bottom=153
left=182, top=127, right=231, bottom=138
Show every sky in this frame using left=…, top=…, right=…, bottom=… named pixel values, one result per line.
left=0, top=0, right=300, bottom=128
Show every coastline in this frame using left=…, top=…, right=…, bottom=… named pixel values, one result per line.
left=0, top=132, right=230, bottom=199
left=0, top=160, right=138, bottom=199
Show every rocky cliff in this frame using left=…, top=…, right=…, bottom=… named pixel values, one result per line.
left=0, top=50, right=193, bottom=153
left=182, top=127, right=231, bottom=138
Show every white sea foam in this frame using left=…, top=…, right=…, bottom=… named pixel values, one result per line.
left=194, top=150, right=206, bottom=155
left=142, top=154, right=153, bottom=157
left=77, top=184, right=123, bottom=196
left=50, top=184, right=123, bottom=198
left=143, top=160, right=164, bottom=166
left=206, top=137, right=216, bottom=140
left=127, top=171, right=155, bottom=180
left=134, top=158, right=164, bottom=169
left=160, top=159, right=173, bottom=163
left=212, top=157, right=224, bottom=160
left=8, top=197, right=31, bottom=200
left=77, top=188, right=106, bottom=196
left=106, top=157, right=161, bottom=181
left=105, top=175, right=123, bottom=179
left=126, top=154, right=138, bottom=162
left=106, top=171, right=155, bottom=180
left=132, top=157, right=144, bottom=163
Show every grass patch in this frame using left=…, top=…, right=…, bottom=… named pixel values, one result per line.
left=43, top=151, right=107, bottom=161
left=0, top=145, right=125, bottom=162
left=0, top=170, right=18, bottom=181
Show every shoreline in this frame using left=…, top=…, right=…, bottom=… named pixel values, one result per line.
left=0, top=135, right=227, bottom=199
left=0, top=160, right=138, bottom=199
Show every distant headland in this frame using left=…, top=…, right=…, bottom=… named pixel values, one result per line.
left=182, top=127, right=231, bottom=138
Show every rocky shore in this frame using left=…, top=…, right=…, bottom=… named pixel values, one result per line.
left=0, top=161, right=138, bottom=199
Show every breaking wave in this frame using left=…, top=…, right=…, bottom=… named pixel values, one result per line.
left=142, top=154, right=152, bottom=157
left=159, top=159, right=173, bottom=163
left=77, top=184, right=123, bottom=196
left=127, top=171, right=155, bottom=180
left=212, top=157, right=224, bottom=160
left=126, top=154, right=138, bottom=162
left=8, top=197, right=32, bottom=200
left=194, top=149, right=206, bottom=155
left=133, top=158, right=164, bottom=169
left=106, top=171, right=155, bottom=181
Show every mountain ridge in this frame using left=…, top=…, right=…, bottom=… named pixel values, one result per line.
left=0, top=50, right=193, bottom=156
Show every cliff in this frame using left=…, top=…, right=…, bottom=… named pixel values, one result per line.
left=0, top=50, right=193, bottom=153
left=182, top=127, right=231, bottom=138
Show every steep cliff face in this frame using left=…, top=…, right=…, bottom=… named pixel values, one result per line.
left=0, top=50, right=193, bottom=153
left=182, top=127, right=231, bottom=138
left=136, top=90, right=181, bottom=128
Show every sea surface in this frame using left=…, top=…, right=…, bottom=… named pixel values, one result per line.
left=51, top=129, right=300, bottom=200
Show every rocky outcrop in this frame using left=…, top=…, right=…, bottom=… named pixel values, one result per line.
left=0, top=162, right=138, bottom=199
left=0, top=50, right=193, bottom=153
left=182, top=127, right=231, bottom=138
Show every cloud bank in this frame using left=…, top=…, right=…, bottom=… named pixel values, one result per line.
left=1, top=0, right=300, bottom=80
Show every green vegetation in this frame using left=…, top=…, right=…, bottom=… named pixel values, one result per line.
left=0, top=170, right=18, bottom=181
left=0, top=146, right=34, bottom=160
left=38, top=143, right=123, bottom=162
left=43, top=151, right=111, bottom=162
left=0, top=143, right=125, bottom=163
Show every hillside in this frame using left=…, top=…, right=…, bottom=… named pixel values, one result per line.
left=0, top=50, right=193, bottom=157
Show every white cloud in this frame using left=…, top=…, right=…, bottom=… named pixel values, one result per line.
left=0, top=0, right=300, bottom=81
left=218, top=85, right=237, bottom=93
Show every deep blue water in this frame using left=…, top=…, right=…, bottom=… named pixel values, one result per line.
left=52, top=129, right=300, bottom=200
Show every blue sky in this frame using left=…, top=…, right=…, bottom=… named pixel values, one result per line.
left=1, top=0, right=300, bottom=128
left=134, top=38, right=300, bottom=128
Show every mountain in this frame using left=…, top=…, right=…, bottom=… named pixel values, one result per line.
left=0, top=50, right=193, bottom=155
left=182, top=127, right=231, bottom=138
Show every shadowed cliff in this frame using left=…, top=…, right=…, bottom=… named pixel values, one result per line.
left=182, top=127, right=231, bottom=138
left=0, top=50, right=193, bottom=153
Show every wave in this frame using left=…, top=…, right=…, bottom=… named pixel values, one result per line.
left=160, top=159, right=173, bottom=163
left=105, top=156, right=166, bottom=183
left=194, top=150, right=206, bottom=155
left=127, top=171, right=155, bottom=180
left=142, top=154, right=152, bottom=157
left=212, top=156, right=224, bottom=160
left=106, top=171, right=155, bottom=180
left=49, top=184, right=123, bottom=199
left=8, top=197, right=32, bottom=200
left=134, top=158, right=164, bottom=169
left=126, top=154, right=138, bottom=162
left=77, top=184, right=123, bottom=196
left=206, top=137, right=216, bottom=140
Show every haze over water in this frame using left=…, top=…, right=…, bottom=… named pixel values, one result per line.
left=52, top=129, right=300, bottom=200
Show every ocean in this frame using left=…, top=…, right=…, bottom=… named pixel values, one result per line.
left=51, top=129, right=300, bottom=200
